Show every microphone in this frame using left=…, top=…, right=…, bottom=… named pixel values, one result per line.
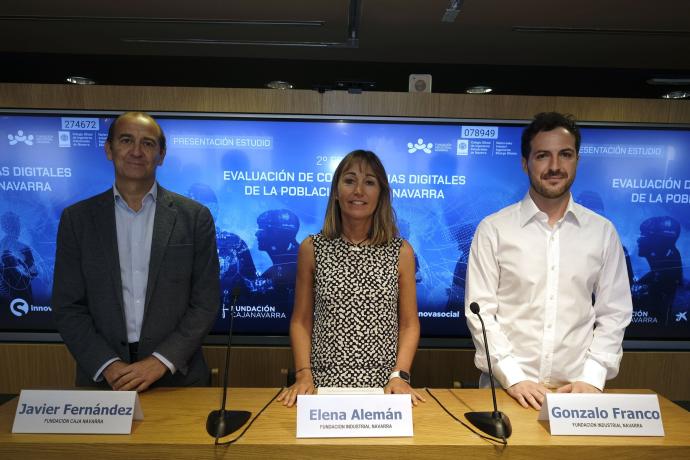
left=465, top=301, right=512, bottom=440
left=206, top=285, right=251, bottom=440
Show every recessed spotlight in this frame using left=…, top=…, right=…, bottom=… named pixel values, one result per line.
left=661, top=91, right=689, bottom=99
left=266, top=80, right=294, bottom=90
left=441, top=0, right=464, bottom=22
left=65, top=76, right=96, bottom=85
left=647, top=78, right=690, bottom=86
left=466, top=85, right=493, bottom=94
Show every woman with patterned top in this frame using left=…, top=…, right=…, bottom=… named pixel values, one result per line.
left=277, top=150, right=424, bottom=407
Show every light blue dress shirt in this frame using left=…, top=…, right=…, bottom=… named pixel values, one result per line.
left=114, top=183, right=156, bottom=343
left=94, top=183, right=175, bottom=381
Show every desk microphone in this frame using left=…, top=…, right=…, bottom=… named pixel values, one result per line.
left=206, top=285, right=251, bottom=440
left=465, top=301, right=512, bottom=440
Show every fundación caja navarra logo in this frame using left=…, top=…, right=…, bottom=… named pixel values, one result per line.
left=407, top=138, right=433, bottom=154
left=7, top=130, right=34, bottom=146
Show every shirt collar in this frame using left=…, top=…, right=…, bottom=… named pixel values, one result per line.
left=113, top=182, right=158, bottom=207
left=519, top=191, right=581, bottom=227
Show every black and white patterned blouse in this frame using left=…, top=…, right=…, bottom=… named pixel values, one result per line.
left=310, top=233, right=402, bottom=387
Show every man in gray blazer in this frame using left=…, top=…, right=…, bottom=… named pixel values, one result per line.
left=53, top=112, right=220, bottom=391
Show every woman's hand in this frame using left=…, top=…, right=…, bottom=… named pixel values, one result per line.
left=277, top=374, right=316, bottom=407
left=384, top=378, right=426, bottom=406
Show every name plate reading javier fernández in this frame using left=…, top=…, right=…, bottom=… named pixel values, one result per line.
left=296, top=394, right=412, bottom=438
left=538, top=393, right=664, bottom=436
left=12, top=390, right=144, bottom=434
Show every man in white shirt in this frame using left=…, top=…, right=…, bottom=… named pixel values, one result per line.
left=465, top=112, right=632, bottom=410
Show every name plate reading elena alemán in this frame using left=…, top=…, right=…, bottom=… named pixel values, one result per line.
left=538, top=393, right=664, bottom=436
left=296, top=394, right=412, bottom=438
left=12, top=389, right=143, bottom=434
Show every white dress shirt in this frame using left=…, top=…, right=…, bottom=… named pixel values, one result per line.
left=465, top=193, right=632, bottom=390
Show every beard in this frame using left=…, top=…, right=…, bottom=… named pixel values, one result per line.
left=528, top=169, right=575, bottom=200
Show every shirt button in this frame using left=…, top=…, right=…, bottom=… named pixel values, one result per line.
left=551, top=266, right=555, bottom=271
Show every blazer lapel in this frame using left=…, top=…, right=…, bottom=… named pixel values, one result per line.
left=92, top=190, right=125, bottom=312
left=145, top=186, right=177, bottom=313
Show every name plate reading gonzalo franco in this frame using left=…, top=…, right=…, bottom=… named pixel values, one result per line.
left=538, top=393, right=664, bottom=436
left=12, top=390, right=144, bottom=434
left=296, top=394, right=413, bottom=438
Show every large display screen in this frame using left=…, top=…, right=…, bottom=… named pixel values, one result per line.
left=0, top=111, right=688, bottom=344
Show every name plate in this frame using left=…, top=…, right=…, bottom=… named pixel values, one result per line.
left=317, top=387, right=384, bottom=395
left=12, top=390, right=143, bottom=434
left=296, top=394, right=412, bottom=438
left=538, top=393, right=664, bottom=436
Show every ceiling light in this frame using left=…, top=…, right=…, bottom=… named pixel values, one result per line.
left=466, top=85, right=493, bottom=94
left=661, top=91, right=690, bottom=99
left=266, top=81, right=294, bottom=90
left=646, top=78, right=690, bottom=86
left=442, top=0, right=464, bottom=23
left=65, top=76, right=95, bottom=85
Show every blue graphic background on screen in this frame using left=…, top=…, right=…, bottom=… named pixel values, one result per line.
left=574, top=127, right=690, bottom=338
left=0, top=115, right=114, bottom=330
left=1, top=114, right=688, bottom=341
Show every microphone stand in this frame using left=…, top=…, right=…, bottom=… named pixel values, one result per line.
left=465, top=302, right=512, bottom=440
left=206, top=286, right=251, bottom=441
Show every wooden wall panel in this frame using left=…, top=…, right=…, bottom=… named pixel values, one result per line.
left=2, top=344, right=687, bottom=402
left=0, top=344, right=293, bottom=393
left=2, top=84, right=687, bottom=123
left=322, top=91, right=442, bottom=117
left=437, top=95, right=560, bottom=120
left=0, top=84, right=324, bottom=114
left=411, top=349, right=480, bottom=389
left=669, top=100, right=690, bottom=124
left=203, top=346, right=293, bottom=388
left=0, top=344, right=75, bottom=393
left=609, top=352, right=690, bottom=401
left=552, top=96, right=674, bottom=123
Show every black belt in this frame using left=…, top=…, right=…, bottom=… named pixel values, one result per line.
left=128, top=342, right=139, bottom=362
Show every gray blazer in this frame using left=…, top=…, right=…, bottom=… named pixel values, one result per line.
left=52, top=185, right=220, bottom=387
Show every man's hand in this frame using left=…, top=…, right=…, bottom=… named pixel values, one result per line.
left=557, top=381, right=602, bottom=393
left=106, top=356, right=168, bottom=392
left=102, top=360, right=129, bottom=389
left=384, top=378, right=426, bottom=406
left=506, top=380, right=550, bottom=410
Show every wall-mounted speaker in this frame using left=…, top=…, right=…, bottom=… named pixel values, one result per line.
left=409, top=74, right=432, bottom=93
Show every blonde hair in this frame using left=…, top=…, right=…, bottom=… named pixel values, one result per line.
left=321, top=150, right=398, bottom=245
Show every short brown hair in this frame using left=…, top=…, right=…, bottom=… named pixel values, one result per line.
left=521, top=112, right=580, bottom=159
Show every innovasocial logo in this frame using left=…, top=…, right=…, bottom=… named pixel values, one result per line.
left=407, top=138, right=433, bottom=154
left=676, top=311, right=688, bottom=322
left=7, top=130, right=34, bottom=146
left=10, top=298, right=29, bottom=317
